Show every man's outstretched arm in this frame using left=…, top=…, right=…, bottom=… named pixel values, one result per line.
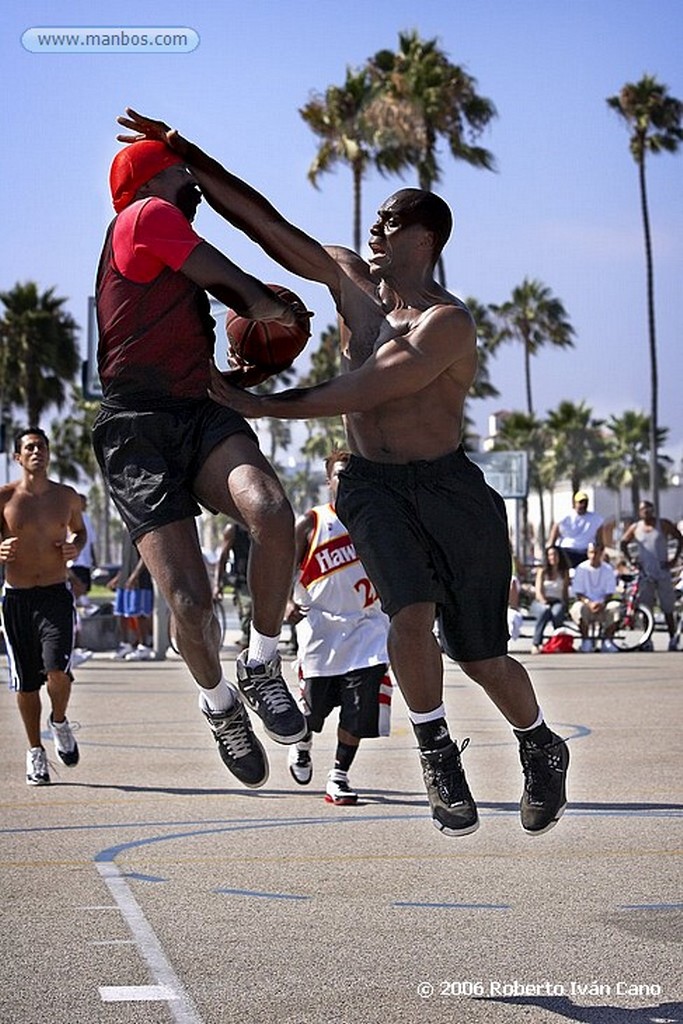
left=116, top=108, right=341, bottom=294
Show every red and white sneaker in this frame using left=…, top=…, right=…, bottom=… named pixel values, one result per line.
left=324, top=769, right=358, bottom=806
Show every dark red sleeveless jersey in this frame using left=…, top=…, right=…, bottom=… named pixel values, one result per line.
left=95, top=212, right=216, bottom=408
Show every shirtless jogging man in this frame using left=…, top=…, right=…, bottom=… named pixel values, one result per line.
left=117, top=109, right=569, bottom=836
left=94, top=133, right=308, bottom=791
left=0, top=428, right=86, bottom=784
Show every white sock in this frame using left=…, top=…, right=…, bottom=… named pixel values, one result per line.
left=408, top=703, right=447, bottom=725
left=197, top=676, right=238, bottom=714
left=247, top=627, right=280, bottom=666
left=513, top=707, right=544, bottom=733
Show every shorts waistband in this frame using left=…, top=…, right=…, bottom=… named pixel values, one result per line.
left=346, top=447, right=467, bottom=483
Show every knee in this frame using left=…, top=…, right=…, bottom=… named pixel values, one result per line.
left=244, top=488, right=294, bottom=543
left=389, top=604, right=435, bottom=648
left=459, top=654, right=510, bottom=688
left=169, top=587, right=213, bottom=631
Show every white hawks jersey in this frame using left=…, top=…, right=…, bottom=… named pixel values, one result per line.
left=293, top=503, right=390, bottom=677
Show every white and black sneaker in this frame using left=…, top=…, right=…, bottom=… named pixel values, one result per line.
left=48, top=713, right=80, bottom=767
left=419, top=740, right=479, bottom=836
left=288, top=740, right=313, bottom=785
left=325, top=769, right=358, bottom=806
left=201, top=698, right=268, bottom=789
left=236, top=651, right=307, bottom=744
left=26, top=746, right=50, bottom=785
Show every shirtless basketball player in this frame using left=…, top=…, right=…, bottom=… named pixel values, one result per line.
left=0, top=428, right=86, bottom=784
left=117, top=108, right=570, bottom=837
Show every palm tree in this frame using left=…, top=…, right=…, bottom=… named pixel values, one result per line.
left=50, top=389, right=100, bottom=483
left=367, top=30, right=497, bottom=284
left=300, top=67, right=378, bottom=253
left=489, top=278, right=574, bottom=416
left=0, top=281, right=80, bottom=426
left=603, top=410, right=671, bottom=518
left=606, top=75, right=683, bottom=517
left=459, top=297, right=500, bottom=449
left=462, top=298, right=497, bottom=399
left=544, top=400, right=608, bottom=496
left=491, top=411, right=547, bottom=562
left=252, top=366, right=297, bottom=468
left=298, top=323, right=346, bottom=462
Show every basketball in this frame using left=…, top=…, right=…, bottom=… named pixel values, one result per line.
left=225, top=284, right=311, bottom=375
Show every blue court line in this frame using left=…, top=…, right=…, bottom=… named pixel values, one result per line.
left=394, top=901, right=510, bottom=910
left=215, top=887, right=311, bottom=901
left=123, top=872, right=166, bottom=883
left=618, top=902, right=683, bottom=910
left=2, top=801, right=682, bottom=845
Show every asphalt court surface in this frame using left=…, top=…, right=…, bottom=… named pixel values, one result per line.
left=1, top=626, right=681, bottom=1024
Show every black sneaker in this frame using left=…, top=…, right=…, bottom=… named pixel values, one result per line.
left=236, top=651, right=307, bottom=744
left=419, top=740, right=479, bottom=836
left=517, top=732, right=569, bottom=834
left=201, top=699, right=269, bottom=789
left=48, top=713, right=79, bottom=767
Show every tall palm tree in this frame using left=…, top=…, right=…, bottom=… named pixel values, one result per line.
left=367, top=30, right=497, bottom=284
left=603, top=410, right=671, bottom=518
left=300, top=67, right=378, bottom=253
left=606, top=75, right=682, bottom=517
left=489, top=278, right=574, bottom=416
left=0, top=281, right=80, bottom=426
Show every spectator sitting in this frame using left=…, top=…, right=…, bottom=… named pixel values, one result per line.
left=570, top=542, right=621, bottom=653
left=531, top=546, right=570, bottom=653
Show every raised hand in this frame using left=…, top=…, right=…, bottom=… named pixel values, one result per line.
left=116, top=107, right=188, bottom=156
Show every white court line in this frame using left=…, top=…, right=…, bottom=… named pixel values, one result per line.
left=100, top=985, right=176, bottom=1002
left=95, top=861, right=204, bottom=1024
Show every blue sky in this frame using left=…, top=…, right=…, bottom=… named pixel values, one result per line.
left=3, top=0, right=682, bottom=468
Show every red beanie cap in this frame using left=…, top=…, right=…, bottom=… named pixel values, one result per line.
left=110, top=141, right=184, bottom=213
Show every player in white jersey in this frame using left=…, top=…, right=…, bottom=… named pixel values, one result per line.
left=287, top=450, right=392, bottom=805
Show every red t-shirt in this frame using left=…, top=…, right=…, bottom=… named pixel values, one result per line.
left=112, top=197, right=202, bottom=281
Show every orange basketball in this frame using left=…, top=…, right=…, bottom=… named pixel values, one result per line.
left=225, top=284, right=311, bottom=374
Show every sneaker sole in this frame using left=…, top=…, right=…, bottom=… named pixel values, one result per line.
left=237, top=763, right=270, bottom=789
left=26, top=776, right=50, bottom=786
left=288, top=768, right=313, bottom=786
left=56, top=749, right=80, bottom=767
left=522, top=800, right=567, bottom=836
left=432, top=816, right=480, bottom=837
left=324, top=794, right=358, bottom=806
left=263, top=722, right=308, bottom=745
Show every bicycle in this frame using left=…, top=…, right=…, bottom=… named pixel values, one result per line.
left=553, top=568, right=655, bottom=652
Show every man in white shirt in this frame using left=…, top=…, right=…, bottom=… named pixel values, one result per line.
left=549, top=491, right=604, bottom=570
left=570, top=542, right=621, bottom=653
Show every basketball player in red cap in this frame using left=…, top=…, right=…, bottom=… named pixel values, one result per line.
left=116, top=109, right=570, bottom=838
left=94, top=137, right=311, bottom=790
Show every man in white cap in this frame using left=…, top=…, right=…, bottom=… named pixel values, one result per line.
left=548, top=492, right=604, bottom=570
